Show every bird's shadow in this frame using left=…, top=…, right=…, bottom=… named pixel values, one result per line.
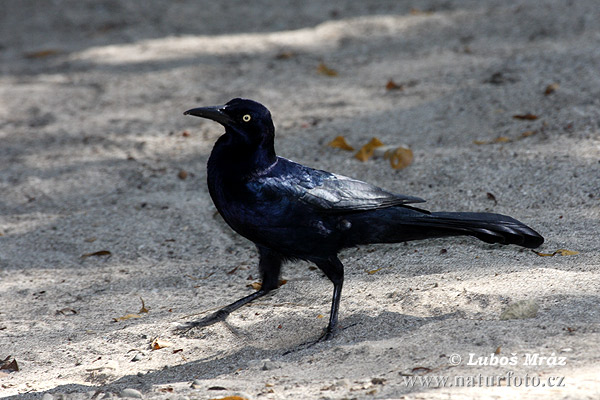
left=5, top=310, right=453, bottom=399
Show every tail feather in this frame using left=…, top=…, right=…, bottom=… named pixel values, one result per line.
left=346, top=209, right=544, bottom=249
left=423, top=212, right=544, bottom=248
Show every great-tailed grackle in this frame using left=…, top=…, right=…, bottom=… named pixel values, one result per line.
left=181, top=98, right=544, bottom=341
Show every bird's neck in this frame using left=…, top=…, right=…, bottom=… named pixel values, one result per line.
left=207, top=131, right=277, bottom=181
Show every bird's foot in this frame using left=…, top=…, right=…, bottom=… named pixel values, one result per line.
left=174, top=309, right=229, bottom=335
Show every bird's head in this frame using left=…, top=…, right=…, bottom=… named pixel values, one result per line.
left=184, top=98, right=274, bottom=147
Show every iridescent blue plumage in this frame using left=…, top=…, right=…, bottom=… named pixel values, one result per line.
left=180, top=98, right=544, bottom=342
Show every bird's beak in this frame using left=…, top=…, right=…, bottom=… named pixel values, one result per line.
left=183, top=105, right=234, bottom=126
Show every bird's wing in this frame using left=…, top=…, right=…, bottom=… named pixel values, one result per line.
left=298, top=172, right=425, bottom=212
left=255, top=158, right=425, bottom=213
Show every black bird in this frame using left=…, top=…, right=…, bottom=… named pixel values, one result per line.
left=181, top=98, right=544, bottom=340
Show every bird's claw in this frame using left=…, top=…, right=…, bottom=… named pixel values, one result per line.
left=174, top=310, right=229, bottom=334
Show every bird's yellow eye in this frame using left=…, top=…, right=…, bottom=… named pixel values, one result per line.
left=242, top=114, right=251, bottom=122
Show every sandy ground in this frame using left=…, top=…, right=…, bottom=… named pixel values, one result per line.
left=1, top=1, right=599, bottom=399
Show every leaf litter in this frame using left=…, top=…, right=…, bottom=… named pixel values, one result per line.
left=533, top=249, right=579, bottom=257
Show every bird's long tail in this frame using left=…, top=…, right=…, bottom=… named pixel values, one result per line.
left=347, top=209, right=544, bottom=249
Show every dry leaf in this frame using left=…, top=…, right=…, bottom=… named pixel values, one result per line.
left=513, top=113, right=539, bottom=120
left=81, top=250, right=111, bottom=259
left=0, top=356, right=19, bottom=372
left=247, top=279, right=287, bottom=291
left=410, top=8, right=433, bottom=15
left=328, top=136, right=354, bottom=151
left=275, top=51, right=295, bottom=60
left=317, top=314, right=325, bottom=319
left=367, top=267, right=384, bottom=275
left=139, top=297, right=149, bottom=314
left=385, top=79, right=404, bottom=91
left=113, top=313, right=141, bottom=322
left=24, top=49, right=62, bottom=59
left=384, top=146, right=413, bottom=169
left=178, top=170, right=188, bottom=180
left=56, top=307, right=77, bottom=315
left=474, top=130, right=537, bottom=145
left=544, top=83, right=559, bottom=95
left=151, top=338, right=173, bottom=350
left=533, top=249, right=579, bottom=257
left=248, top=281, right=262, bottom=290
left=494, top=346, right=501, bottom=355
left=411, top=366, right=432, bottom=374
left=486, top=192, right=497, bottom=205
left=521, top=130, right=537, bottom=138
left=354, top=138, right=384, bottom=162
left=317, top=62, right=338, bottom=77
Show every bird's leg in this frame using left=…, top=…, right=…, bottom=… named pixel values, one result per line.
left=282, top=257, right=345, bottom=354
left=176, top=246, right=282, bottom=334
left=315, top=256, right=345, bottom=341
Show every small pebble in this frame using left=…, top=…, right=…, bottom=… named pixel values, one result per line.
left=191, top=379, right=202, bottom=389
left=42, top=394, right=54, bottom=400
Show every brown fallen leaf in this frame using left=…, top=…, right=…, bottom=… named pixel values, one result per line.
left=385, top=79, right=404, bottom=91
left=366, top=267, right=384, bottom=275
left=383, top=146, right=413, bottom=170
left=513, top=113, right=538, bottom=120
left=544, top=83, right=559, bottom=95
left=317, top=62, right=338, bottom=77
left=56, top=307, right=77, bottom=315
left=328, top=136, right=354, bottom=151
left=355, top=138, right=384, bottom=162
left=532, top=249, right=579, bottom=257
left=521, top=130, right=537, bottom=138
left=495, top=346, right=501, bottom=355
left=493, top=136, right=511, bottom=143
left=139, top=297, right=149, bottom=314
left=410, top=8, right=433, bottom=15
left=486, top=192, right=498, bottom=205
left=1, top=356, right=19, bottom=372
left=474, top=130, right=537, bottom=145
left=411, top=366, right=432, bottom=374
left=151, top=338, right=173, bottom=350
left=24, top=49, right=62, bottom=59
left=178, top=169, right=188, bottom=180
left=248, top=281, right=262, bottom=290
left=317, top=314, right=325, bottom=319
left=275, top=51, right=296, bottom=60
left=247, top=279, right=288, bottom=291
left=113, top=313, right=142, bottom=322
left=81, top=250, right=112, bottom=259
